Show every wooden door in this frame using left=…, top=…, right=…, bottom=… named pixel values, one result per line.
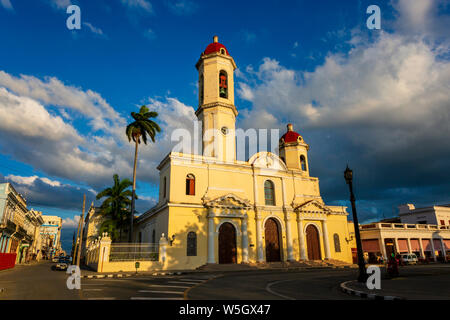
left=265, top=218, right=281, bottom=262
left=218, top=222, right=237, bottom=264
left=306, top=225, right=321, bottom=260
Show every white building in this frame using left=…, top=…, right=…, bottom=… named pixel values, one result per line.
left=398, top=203, right=450, bottom=226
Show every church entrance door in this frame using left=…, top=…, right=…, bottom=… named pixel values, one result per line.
left=265, top=218, right=281, bottom=262
left=218, top=222, right=237, bottom=264
left=306, top=225, right=321, bottom=260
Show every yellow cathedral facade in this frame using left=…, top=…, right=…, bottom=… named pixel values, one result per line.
left=135, top=36, right=356, bottom=270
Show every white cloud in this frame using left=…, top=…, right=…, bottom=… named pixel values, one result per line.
left=120, top=0, right=153, bottom=13
left=50, top=0, right=72, bottom=10
left=6, top=174, right=61, bottom=187
left=166, top=0, right=198, bottom=15
left=83, top=22, right=106, bottom=38
left=0, top=0, right=13, bottom=10
left=62, top=215, right=80, bottom=228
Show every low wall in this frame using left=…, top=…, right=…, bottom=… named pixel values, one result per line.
left=99, top=260, right=163, bottom=273
left=0, top=253, right=16, bottom=271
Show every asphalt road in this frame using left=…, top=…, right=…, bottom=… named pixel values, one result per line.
left=2, top=261, right=448, bottom=300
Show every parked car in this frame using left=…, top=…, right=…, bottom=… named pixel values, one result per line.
left=55, top=257, right=70, bottom=271
left=52, top=256, right=59, bottom=263
left=400, top=253, right=418, bottom=265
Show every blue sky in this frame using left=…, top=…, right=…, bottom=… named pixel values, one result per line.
left=1, top=0, right=450, bottom=252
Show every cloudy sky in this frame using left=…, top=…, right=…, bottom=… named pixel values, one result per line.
left=0, top=0, right=449, bottom=252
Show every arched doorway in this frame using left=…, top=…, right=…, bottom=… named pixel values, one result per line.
left=265, top=218, right=281, bottom=262
left=306, top=224, right=321, bottom=260
left=218, top=222, right=237, bottom=264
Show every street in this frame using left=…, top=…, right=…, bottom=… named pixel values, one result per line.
left=1, top=261, right=449, bottom=300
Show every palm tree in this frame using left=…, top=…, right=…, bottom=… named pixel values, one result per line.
left=126, top=105, right=161, bottom=242
left=96, top=174, right=136, bottom=242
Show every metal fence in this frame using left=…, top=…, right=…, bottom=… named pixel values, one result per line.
left=109, top=243, right=159, bottom=262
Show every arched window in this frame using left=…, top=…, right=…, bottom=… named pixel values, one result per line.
left=186, top=174, right=195, bottom=196
left=187, top=232, right=197, bottom=256
left=199, top=74, right=204, bottom=104
left=163, top=177, right=167, bottom=198
left=334, top=234, right=341, bottom=253
left=264, top=180, right=275, bottom=206
left=219, top=70, right=228, bottom=99
left=300, top=155, right=307, bottom=171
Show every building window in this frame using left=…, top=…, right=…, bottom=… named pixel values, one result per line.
left=219, top=70, right=228, bottom=98
left=163, top=177, right=167, bottom=198
left=186, top=174, right=195, bottom=196
left=187, top=232, right=197, bottom=256
left=199, top=74, right=204, bottom=104
left=300, top=155, right=307, bottom=171
left=264, top=180, right=275, bottom=206
left=441, top=220, right=445, bottom=225
left=152, top=230, right=156, bottom=244
left=334, top=234, right=341, bottom=252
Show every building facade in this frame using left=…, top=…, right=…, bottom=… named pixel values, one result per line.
left=360, top=204, right=450, bottom=263
left=134, top=36, right=355, bottom=270
left=38, top=215, right=62, bottom=260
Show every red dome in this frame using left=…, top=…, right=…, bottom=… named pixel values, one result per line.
left=203, top=36, right=229, bottom=56
left=281, top=124, right=301, bottom=143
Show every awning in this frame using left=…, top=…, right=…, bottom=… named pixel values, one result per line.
left=397, top=239, right=408, bottom=252
left=410, top=239, right=420, bottom=251
left=362, top=239, right=380, bottom=252
left=433, top=239, right=442, bottom=252
left=444, top=240, right=450, bottom=251
left=422, top=239, right=432, bottom=251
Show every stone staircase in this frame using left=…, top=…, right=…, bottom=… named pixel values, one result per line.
left=195, top=259, right=356, bottom=272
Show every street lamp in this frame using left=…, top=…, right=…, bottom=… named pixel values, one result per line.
left=344, top=165, right=368, bottom=283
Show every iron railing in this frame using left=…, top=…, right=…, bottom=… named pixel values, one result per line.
left=109, top=243, right=159, bottom=262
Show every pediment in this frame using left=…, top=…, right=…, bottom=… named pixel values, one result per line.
left=293, top=200, right=331, bottom=213
left=248, top=152, right=287, bottom=171
left=203, top=193, right=252, bottom=209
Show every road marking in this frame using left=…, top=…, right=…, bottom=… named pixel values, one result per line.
left=138, top=290, right=184, bottom=294
left=179, top=279, right=205, bottom=282
left=131, top=297, right=183, bottom=300
left=168, top=281, right=200, bottom=285
left=265, top=280, right=296, bottom=300
left=83, top=289, right=103, bottom=291
left=148, top=285, right=190, bottom=289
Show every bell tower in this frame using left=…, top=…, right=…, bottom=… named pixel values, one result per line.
left=196, top=36, right=238, bottom=162
left=279, top=124, right=310, bottom=175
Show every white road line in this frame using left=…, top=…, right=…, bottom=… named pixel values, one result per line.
left=265, top=280, right=296, bottom=300
left=138, top=290, right=184, bottom=294
left=179, top=279, right=205, bottom=282
left=148, top=285, right=190, bottom=289
left=131, top=297, right=183, bottom=300
left=168, top=281, right=200, bottom=285
left=83, top=289, right=103, bottom=291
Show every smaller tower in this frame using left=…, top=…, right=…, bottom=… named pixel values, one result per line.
left=279, top=124, right=310, bottom=174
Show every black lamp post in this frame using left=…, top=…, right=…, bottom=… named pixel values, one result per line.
left=344, top=165, right=368, bottom=283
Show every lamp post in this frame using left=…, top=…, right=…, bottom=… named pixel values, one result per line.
left=344, top=165, right=368, bottom=283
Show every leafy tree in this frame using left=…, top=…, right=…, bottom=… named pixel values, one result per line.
left=96, top=174, right=136, bottom=242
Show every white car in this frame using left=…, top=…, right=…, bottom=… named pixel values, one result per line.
left=401, top=253, right=418, bottom=265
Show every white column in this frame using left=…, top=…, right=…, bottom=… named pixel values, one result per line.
left=297, top=216, right=307, bottom=260
left=394, top=238, right=400, bottom=254
left=441, top=239, right=447, bottom=262
left=418, top=238, right=425, bottom=259
left=430, top=238, right=436, bottom=262
left=207, top=210, right=216, bottom=264
left=379, top=237, right=387, bottom=260
left=256, top=213, right=264, bottom=262
left=322, top=219, right=331, bottom=260
left=407, top=238, right=412, bottom=254
left=285, top=211, right=294, bottom=261
left=241, top=214, right=249, bottom=263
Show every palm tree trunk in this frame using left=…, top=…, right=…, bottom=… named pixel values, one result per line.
left=129, top=138, right=139, bottom=242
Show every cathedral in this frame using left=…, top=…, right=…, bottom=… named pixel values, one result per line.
left=135, top=36, right=355, bottom=269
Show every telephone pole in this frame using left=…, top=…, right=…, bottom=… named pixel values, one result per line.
left=76, top=194, right=86, bottom=267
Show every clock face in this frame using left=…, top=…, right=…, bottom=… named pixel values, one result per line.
left=221, top=126, right=229, bottom=135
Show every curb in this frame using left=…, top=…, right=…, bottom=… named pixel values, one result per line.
left=340, top=280, right=405, bottom=300
left=81, top=271, right=186, bottom=279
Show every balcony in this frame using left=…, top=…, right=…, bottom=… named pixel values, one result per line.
left=360, top=223, right=450, bottom=231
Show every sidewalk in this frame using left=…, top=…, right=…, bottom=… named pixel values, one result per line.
left=341, top=264, right=450, bottom=300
